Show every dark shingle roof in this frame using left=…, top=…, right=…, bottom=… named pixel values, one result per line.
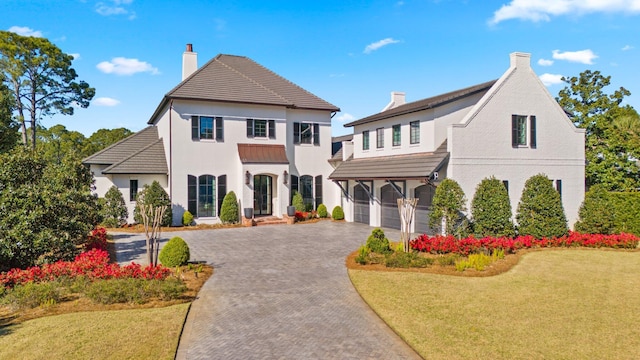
left=345, top=80, right=497, bottom=127
left=149, top=54, right=339, bottom=124
left=237, top=144, right=289, bottom=164
left=82, top=126, right=168, bottom=175
left=328, top=141, right=448, bottom=180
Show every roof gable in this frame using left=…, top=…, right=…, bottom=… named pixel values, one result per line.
left=150, top=54, right=339, bottom=124
left=83, top=126, right=160, bottom=165
left=103, top=138, right=168, bottom=174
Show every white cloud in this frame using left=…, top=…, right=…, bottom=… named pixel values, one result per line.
left=93, top=97, right=120, bottom=106
left=552, top=49, right=598, bottom=64
left=96, top=57, right=159, bottom=75
left=335, top=113, right=355, bottom=122
left=69, top=53, right=81, bottom=60
left=490, top=0, right=640, bottom=24
left=96, top=0, right=136, bottom=19
left=364, top=38, right=400, bottom=54
left=538, top=58, right=554, bottom=66
left=622, top=45, right=634, bottom=51
left=8, top=26, right=42, bottom=37
left=539, top=73, right=564, bottom=86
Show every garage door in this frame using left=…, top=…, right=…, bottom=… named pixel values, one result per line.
left=380, top=184, right=402, bottom=230
left=414, top=184, right=436, bottom=235
left=353, top=183, right=370, bottom=225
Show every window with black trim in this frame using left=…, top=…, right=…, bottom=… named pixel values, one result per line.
left=293, top=122, right=320, bottom=145
left=130, top=179, right=138, bottom=201
left=410, top=121, right=420, bottom=144
left=362, top=130, right=369, bottom=150
left=392, top=124, right=401, bottom=146
left=511, top=115, right=536, bottom=148
left=188, top=174, right=225, bottom=218
left=502, top=180, right=509, bottom=194
left=192, top=116, right=223, bottom=141
left=376, top=127, right=384, bottom=148
left=555, top=179, right=562, bottom=197
left=247, top=119, right=276, bottom=139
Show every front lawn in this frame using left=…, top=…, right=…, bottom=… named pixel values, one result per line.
left=0, top=304, right=189, bottom=360
left=349, top=250, right=640, bottom=359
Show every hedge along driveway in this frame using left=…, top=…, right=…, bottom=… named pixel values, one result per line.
left=113, top=222, right=421, bottom=359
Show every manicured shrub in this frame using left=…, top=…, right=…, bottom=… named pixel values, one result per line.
left=133, top=181, right=172, bottom=227
left=384, top=252, right=433, bottom=268
left=430, top=178, right=468, bottom=236
left=1, top=282, right=62, bottom=310
left=182, top=210, right=194, bottom=226
left=100, top=185, right=128, bottom=228
left=317, top=204, right=328, bottom=218
left=574, top=185, right=616, bottom=234
left=292, top=191, right=305, bottom=212
left=471, top=177, right=515, bottom=238
left=516, top=174, right=568, bottom=239
left=332, top=205, right=344, bottom=220
left=609, top=192, right=640, bottom=236
left=85, top=227, right=108, bottom=251
left=159, top=237, right=190, bottom=267
left=355, top=245, right=371, bottom=265
left=366, top=228, right=392, bottom=254
left=219, top=191, right=239, bottom=224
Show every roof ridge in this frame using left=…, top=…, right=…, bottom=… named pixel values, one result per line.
left=82, top=126, right=155, bottom=163
left=215, top=56, right=293, bottom=106
left=103, top=137, right=164, bottom=173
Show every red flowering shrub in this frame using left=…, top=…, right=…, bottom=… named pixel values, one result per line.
left=0, top=249, right=171, bottom=289
left=295, top=211, right=307, bottom=222
left=85, top=227, right=108, bottom=251
left=410, top=232, right=639, bottom=255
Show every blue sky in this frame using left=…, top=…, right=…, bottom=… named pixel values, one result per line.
left=2, top=0, right=639, bottom=137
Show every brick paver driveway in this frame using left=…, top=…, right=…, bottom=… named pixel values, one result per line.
left=114, top=221, right=421, bottom=359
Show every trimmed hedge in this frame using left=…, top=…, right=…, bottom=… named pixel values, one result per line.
left=471, top=177, right=515, bottom=238
left=610, top=192, right=640, bottom=236
left=101, top=185, right=128, bottom=228
left=292, top=191, right=305, bottom=212
left=133, top=181, right=172, bottom=226
left=219, top=191, right=239, bottom=224
left=574, top=185, right=616, bottom=234
left=332, top=205, right=344, bottom=220
left=516, top=174, right=568, bottom=239
left=317, top=204, right=328, bottom=218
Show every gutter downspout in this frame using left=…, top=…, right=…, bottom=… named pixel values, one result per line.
left=169, top=99, right=173, bottom=207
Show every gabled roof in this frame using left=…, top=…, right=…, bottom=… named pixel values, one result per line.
left=329, top=141, right=449, bottom=181
left=237, top=144, right=289, bottom=164
left=345, top=80, right=497, bottom=127
left=149, top=54, right=339, bottom=124
left=82, top=126, right=168, bottom=175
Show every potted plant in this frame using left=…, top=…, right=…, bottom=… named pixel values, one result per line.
left=287, top=205, right=296, bottom=217
left=243, top=207, right=254, bottom=219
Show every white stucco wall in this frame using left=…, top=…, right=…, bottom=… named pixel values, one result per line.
left=448, top=53, right=585, bottom=228
left=155, top=101, right=340, bottom=225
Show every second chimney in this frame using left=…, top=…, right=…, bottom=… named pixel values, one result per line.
left=182, top=43, right=198, bottom=80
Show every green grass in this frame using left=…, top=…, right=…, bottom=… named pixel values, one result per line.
left=0, top=303, right=189, bottom=360
left=349, top=250, right=640, bottom=360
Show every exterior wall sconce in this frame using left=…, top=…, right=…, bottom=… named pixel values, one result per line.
left=283, top=170, right=288, bottom=185
left=245, top=171, right=251, bottom=185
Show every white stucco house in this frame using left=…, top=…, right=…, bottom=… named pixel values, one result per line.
left=84, top=44, right=341, bottom=225
left=329, top=52, right=585, bottom=233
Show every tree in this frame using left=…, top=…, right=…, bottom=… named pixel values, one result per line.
left=82, top=127, right=133, bottom=158
left=574, top=185, right=616, bottom=234
left=0, top=81, right=19, bottom=153
left=557, top=70, right=640, bottom=190
left=219, top=191, right=239, bottom=224
left=429, top=178, right=467, bottom=236
left=471, top=177, right=515, bottom=238
left=0, top=150, right=100, bottom=271
left=0, top=31, right=95, bottom=150
left=101, top=185, right=128, bottom=228
left=133, top=181, right=173, bottom=226
left=515, top=174, right=568, bottom=239
left=34, top=124, right=86, bottom=163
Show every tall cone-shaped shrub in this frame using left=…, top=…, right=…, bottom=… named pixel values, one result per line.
left=471, top=177, right=515, bottom=238
left=516, top=174, right=568, bottom=239
left=219, top=191, right=239, bottom=224
left=574, top=184, right=615, bottom=234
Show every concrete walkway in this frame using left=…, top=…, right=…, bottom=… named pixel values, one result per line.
left=113, top=222, right=421, bottom=359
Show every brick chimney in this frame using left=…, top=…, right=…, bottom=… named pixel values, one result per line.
left=182, top=43, right=197, bottom=80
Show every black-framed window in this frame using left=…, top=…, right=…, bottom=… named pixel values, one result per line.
left=188, top=174, right=223, bottom=218
left=247, top=119, right=276, bottom=139
left=502, top=180, right=509, bottom=194
left=392, top=124, right=401, bottom=146
left=300, top=175, right=314, bottom=211
left=192, top=116, right=223, bottom=141
left=290, top=174, right=299, bottom=204
left=376, top=127, right=384, bottom=148
left=362, top=130, right=370, bottom=150
left=129, top=179, right=138, bottom=202
left=315, top=175, right=323, bottom=209
left=512, top=115, right=536, bottom=148
left=555, top=179, right=562, bottom=197
left=293, top=122, right=320, bottom=145
left=410, top=121, right=420, bottom=144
